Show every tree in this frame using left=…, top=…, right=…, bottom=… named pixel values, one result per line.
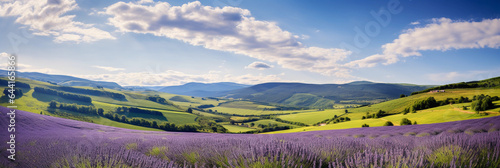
left=250, top=123, right=255, bottom=127
left=413, top=121, right=417, bottom=125
left=152, top=121, right=158, bottom=128
left=383, top=121, right=394, bottom=126
left=49, top=101, right=58, bottom=108
left=361, top=123, right=369, bottom=127
left=345, top=109, right=348, bottom=113
left=471, top=94, right=494, bottom=112
left=187, top=108, right=193, bottom=113
left=230, top=120, right=235, bottom=125
left=98, top=108, right=104, bottom=116
left=400, top=118, right=412, bottom=125
left=400, top=94, right=406, bottom=98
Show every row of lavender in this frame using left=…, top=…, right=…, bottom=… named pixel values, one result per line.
left=1, top=107, right=499, bottom=167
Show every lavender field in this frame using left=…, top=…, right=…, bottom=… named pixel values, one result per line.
left=1, top=106, right=499, bottom=168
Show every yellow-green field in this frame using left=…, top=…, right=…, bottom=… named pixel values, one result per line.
left=267, top=100, right=500, bottom=134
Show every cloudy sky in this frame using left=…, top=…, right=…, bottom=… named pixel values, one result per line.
left=1, top=0, right=499, bottom=86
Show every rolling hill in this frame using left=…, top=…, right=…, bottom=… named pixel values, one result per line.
left=0, top=70, right=122, bottom=89
left=158, top=82, right=250, bottom=97
left=221, top=81, right=433, bottom=108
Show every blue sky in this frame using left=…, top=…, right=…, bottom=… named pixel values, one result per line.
left=0, top=0, right=499, bottom=86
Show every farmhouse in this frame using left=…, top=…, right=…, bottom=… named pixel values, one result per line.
left=429, top=90, right=445, bottom=93
left=319, top=123, right=327, bottom=126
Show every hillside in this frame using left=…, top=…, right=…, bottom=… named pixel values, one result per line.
left=158, top=82, right=250, bottom=97
left=0, top=70, right=122, bottom=89
left=412, top=76, right=500, bottom=95
left=222, top=82, right=432, bottom=108
left=0, top=77, right=199, bottom=132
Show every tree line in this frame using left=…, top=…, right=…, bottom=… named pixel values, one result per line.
left=0, top=79, right=31, bottom=88
left=471, top=94, right=499, bottom=112
left=316, top=115, right=351, bottom=125
left=49, top=101, right=102, bottom=115
left=146, top=95, right=174, bottom=105
left=115, top=106, right=164, bottom=116
left=58, top=86, right=126, bottom=101
left=3, top=88, right=23, bottom=99
left=411, top=80, right=499, bottom=95
left=36, top=87, right=92, bottom=103
left=362, top=110, right=390, bottom=119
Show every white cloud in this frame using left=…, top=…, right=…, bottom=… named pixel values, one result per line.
left=410, top=21, right=420, bottom=25
left=79, top=70, right=284, bottom=86
left=1, top=52, right=30, bottom=69
left=103, top=1, right=351, bottom=76
left=347, top=18, right=500, bottom=68
left=245, top=61, right=273, bottom=70
left=0, top=0, right=115, bottom=43
left=92, top=65, right=125, bottom=72
left=137, top=0, right=154, bottom=4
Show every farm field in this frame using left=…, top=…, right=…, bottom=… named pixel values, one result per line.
left=221, top=124, right=257, bottom=133
left=270, top=101, right=500, bottom=134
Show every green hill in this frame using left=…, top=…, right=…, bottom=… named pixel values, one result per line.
left=223, top=82, right=432, bottom=108
left=0, top=70, right=123, bottom=89
left=268, top=86, right=500, bottom=134
left=412, top=76, right=500, bottom=95
left=0, top=77, right=196, bottom=131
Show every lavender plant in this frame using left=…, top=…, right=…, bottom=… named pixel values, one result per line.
left=1, top=106, right=499, bottom=168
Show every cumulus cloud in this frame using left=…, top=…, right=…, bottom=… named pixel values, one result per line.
left=92, top=65, right=125, bottom=72
left=79, top=70, right=284, bottom=86
left=103, top=1, right=351, bottom=75
left=245, top=61, right=273, bottom=70
left=0, top=0, right=115, bottom=43
left=348, top=18, right=500, bottom=68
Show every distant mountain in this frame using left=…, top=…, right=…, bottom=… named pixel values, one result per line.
left=158, top=82, right=250, bottom=97
left=221, top=82, right=433, bottom=108
left=0, top=70, right=122, bottom=89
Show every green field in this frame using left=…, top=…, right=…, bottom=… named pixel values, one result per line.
left=0, top=78, right=197, bottom=131
left=268, top=99, right=500, bottom=134
left=248, top=119, right=297, bottom=128
left=277, top=109, right=346, bottom=125
left=222, top=124, right=256, bottom=133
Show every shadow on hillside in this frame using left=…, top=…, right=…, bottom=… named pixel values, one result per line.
left=32, top=92, right=93, bottom=106
left=118, top=112, right=168, bottom=121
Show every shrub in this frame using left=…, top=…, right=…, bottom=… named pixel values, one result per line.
left=400, top=118, right=412, bottom=125
left=383, top=121, right=394, bottom=126
left=361, top=124, right=369, bottom=127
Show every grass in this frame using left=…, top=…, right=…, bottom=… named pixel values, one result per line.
left=208, top=106, right=318, bottom=116
left=222, top=124, right=256, bottom=133
left=0, top=78, right=193, bottom=131
left=218, top=101, right=275, bottom=110
left=248, top=119, right=297, bottom=128
left=267, top=102, right=500, bottom=134
left=277, top=109, right=346, bottom=125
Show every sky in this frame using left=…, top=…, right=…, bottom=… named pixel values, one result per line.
left=0, top=0, right=499, bottom=86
